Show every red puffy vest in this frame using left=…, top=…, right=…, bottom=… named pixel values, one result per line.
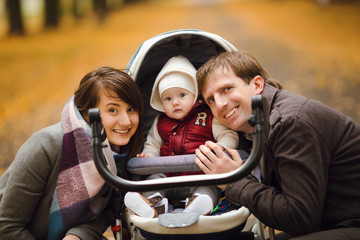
left=157, top=100, right=215, bottom=176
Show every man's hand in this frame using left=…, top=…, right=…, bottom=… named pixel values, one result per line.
left=195, top=141, right=244, bottom=185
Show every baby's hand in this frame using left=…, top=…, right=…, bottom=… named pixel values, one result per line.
left=136, top=152, right=150, bottom=158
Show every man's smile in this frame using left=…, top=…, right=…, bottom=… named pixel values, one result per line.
left=225, top=107, right=238, bottom=119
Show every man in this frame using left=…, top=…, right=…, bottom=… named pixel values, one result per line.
left=194, top=51, right=360, bottom=239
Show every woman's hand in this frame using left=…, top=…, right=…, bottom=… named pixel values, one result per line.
left=63, top=234, right=81, bottom=240
left=195, top=141, right=244, bottom=189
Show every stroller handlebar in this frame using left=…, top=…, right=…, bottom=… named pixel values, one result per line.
left=90, top=95, right=264, bottom=192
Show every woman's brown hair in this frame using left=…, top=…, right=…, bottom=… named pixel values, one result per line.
left=74, top=66, right=144, bottom=161
left=196, top=51, right=283, bottom=94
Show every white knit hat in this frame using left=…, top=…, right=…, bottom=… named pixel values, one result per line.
left=150, top=55, right=198, bottom=112
left=158, top=72, right=196, bottom=97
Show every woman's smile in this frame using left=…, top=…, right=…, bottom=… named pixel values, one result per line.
left=113, top=128, right=130, bottom=134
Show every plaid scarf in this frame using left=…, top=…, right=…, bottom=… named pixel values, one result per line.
left=48, top=98, right=109, bottom=240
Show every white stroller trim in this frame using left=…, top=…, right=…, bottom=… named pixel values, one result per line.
left=126, top=207, right=250, bottom=237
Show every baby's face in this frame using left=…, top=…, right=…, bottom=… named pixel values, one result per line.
left=161, top=87, right=195, bottom=120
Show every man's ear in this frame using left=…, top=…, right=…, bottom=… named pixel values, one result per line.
left=253, top=75, right=264, bottom=95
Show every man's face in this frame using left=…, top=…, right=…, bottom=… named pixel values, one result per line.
left=201, top=68, right=263, bottom=133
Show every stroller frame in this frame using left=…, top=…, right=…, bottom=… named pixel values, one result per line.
left=89, top=29, right=268, bottom=240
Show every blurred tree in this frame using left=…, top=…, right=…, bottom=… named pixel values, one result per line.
left=6, top=0, right=25, bottom=35
left=44, top=0, right=60, bottom=28
left=123, top=0, right=141, bottom=3
left=316, top=0, right=330, bottom=5
left=92, top=0, right=107, bottom=23
left=72, top=0, right=82, bottom=20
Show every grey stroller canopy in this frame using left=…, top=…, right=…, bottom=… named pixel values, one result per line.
left=125, top=29, right=238, bottom=134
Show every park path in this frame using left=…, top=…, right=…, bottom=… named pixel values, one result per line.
left=1, top=0, right=360, bottom=175
left=1, top=0, right=360, bottom=238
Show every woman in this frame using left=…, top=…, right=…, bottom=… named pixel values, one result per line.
left=0, top=67, right=144, bottom=240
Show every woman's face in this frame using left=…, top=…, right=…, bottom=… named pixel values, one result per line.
left=96, top=89, right=139, bottom=152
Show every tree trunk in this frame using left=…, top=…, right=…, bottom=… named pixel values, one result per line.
left=72, top=0, right=82, bottom=20
left=44, top=0, right=60, bottom=28
left=92, top=0, right=107, bottom=23
left=6, top=0, right=25, bottom=35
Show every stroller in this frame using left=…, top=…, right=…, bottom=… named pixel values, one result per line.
left=90, top=29, right=267, bottom=240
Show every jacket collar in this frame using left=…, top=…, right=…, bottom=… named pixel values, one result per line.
left=261, top=83, right=280, bottom=137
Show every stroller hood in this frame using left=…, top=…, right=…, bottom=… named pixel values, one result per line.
left=126, top=29, right=237, bottom=84
left=125, top=29, right=238, bottom=134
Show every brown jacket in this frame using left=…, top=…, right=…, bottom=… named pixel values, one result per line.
left=226, top=84, right=360, bottom=235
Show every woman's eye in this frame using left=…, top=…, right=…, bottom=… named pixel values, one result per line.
left=128, top=106, right=136, bottom=112
left=208, top=98, right=214, bottom=105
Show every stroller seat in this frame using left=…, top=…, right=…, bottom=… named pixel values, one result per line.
left=125, top=152, right=252, bottom=240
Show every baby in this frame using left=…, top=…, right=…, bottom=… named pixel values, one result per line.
left=125, top=55, right=239, bottom=218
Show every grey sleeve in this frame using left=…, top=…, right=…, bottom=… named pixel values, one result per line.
left=0, top=126, right=61, bottom=240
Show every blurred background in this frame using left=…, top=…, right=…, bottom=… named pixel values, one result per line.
left=1, top=0, right=360, bottom=173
